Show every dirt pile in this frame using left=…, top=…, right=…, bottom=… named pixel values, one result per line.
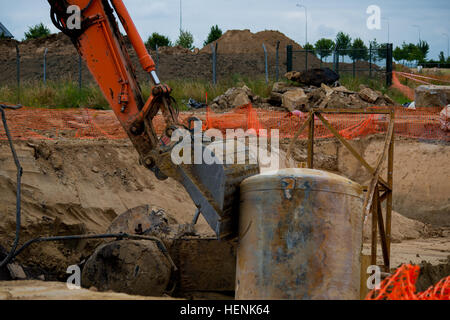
left=201, top=29, right=305, bottom=55
left=0, top=140, right=213, bottom=279
left=0, top=31, right=293, bottom=84
left=211, top=82, right=396, bottom=111
left=157, top=45, right=196, bottom=55
left=416, top=259, right=450, bottom=292
left=210, top=85, right=265, bottom=110
left=0, top=33, right=76, bottom=60
left=363, top=211, right=432, bottom=243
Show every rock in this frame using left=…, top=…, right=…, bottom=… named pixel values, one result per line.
left=272, top=82, right=299, bottom=94
left=50, top=153, right=64, bottom=170
left=359, top=87, right=380, bottom=103
left=268, top=91, right=283, bottom=106
left=7, top=263, right=27, bottom=280
left=211, top=86, right=255, bottom=110
left=107, top=205, right=173, bottom=237
left=91, top=166, right=99, bottom=173
left=232, top=92, right=251, bottom=107
left=415, top=85, right=450, bottom=108
left=307, top=88, right=326, bottom=105
left=439, top=106, right=450, bottom=131
left=252, top=95, right=263, bottom=104
left=383, top=94, right=395, bottom=105
left=282, top=88, right=308, bottom=112
left=241, top=85, right=254, bottom=98
left=321, top=83, right=334, bottom=96
left=285, top=68, right=340, bottom=87
left=285, top=71, right=301, bottom=82
left=82, top=240, right=172, bottom=297
left=333, top=86, right=355, bottom=94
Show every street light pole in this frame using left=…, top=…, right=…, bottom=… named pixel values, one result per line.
left=443, top=33, right=449, bottom=60
left=382, top=17, right=390, bottom=43
left=179, top=0, right=183, bottom=34
left=412, top=25, right=421, bottom=42
left=296, top=4, right=308, bottom=45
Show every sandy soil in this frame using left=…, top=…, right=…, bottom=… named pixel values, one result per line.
left=0, top=130, right=448, bottom=299
left=0, top=140, right=213, bottom=278
left=0, top=280, right=178, bottom=300
left=363, top=235, right=450, bottom=268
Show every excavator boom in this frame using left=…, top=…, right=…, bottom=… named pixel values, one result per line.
left=47, top=0, right=259, bottom=238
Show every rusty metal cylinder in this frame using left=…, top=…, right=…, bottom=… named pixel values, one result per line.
left=236, top=169, right=364, bottom=300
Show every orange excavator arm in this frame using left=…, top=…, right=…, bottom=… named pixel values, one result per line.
left=48, top=0, right=176, bottom=179
left=46, top=0, right=259, bottom=239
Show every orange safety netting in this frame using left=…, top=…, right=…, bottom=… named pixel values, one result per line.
left=205, top=104, right=449, bottom=141
left=366, top=264, right=450, bottom=300
left=0, top=104, right=449, bottom=142
left=392, top=71, right=450, bottom=102
left=392, top=72, right=415, bottom=100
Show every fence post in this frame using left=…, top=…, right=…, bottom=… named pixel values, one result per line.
left=211, top=42, right=218, bottom=85
left=155, top=44, right=159, bottom=74
left=263, top=43, right=269, bottom=85
left=275, top=41, right=280, bottom=81
left=43, top=48, right=48, bottom=85
left=334, top=50, right=339, bottom=75
left=286, top=45, right=293, bottom=73
left=16, top=44, right=20, bottom=105
left=353, top=59, right=356, bottom=78
left=78, top=54, right=82, bottom=91
left=305, top=49, right=308, bottom=72
left=386, top=43, right=393, bottom=87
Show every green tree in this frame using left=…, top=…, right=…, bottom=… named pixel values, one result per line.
left=24, top=23, right=51, bottom=40
left=146, top=32, right=172, bottom=50
left=335, top=32, right=351, bottom=62
left=176, top=30, right=194, bottom=50
left=303, top=42, right=316, bottom=56
left=416, top=40, right=429, bottom=62
left=409, top=45, right=423, bottom=63
left=349, top=38, right=368, bottom=61
left=393, top=45, right=408, bottom=63
left=439, top=51, right=446, bottom=63
left=314, top=38, right=335, bottom=62
left=203, top=25, right=222, bottom=47
left=369, top=39, right=380, bottom=62
left=400, top=42, right=420, bottom=63
left=377, top=43, right=388, bottom=60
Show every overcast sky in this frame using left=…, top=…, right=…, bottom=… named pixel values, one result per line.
left=1, top=0, right=449, bottom=59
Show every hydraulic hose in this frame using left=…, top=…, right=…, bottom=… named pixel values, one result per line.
left=0, top=104, right=23, bottom=268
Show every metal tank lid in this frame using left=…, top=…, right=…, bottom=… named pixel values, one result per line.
left=240, top=168, right=364, bottom=198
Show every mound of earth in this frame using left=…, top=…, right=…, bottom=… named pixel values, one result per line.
left=201, top=29, right=305, bottom=55
left=363, top=211, right=432, bottom=243
left=0, top=140, right=213, bottom=279
left=416, top=259, right=450, bottom=292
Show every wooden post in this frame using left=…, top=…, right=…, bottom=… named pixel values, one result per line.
left=385, top=109, right=395, bottom=270
left=307, top=111, right=314, bottom=168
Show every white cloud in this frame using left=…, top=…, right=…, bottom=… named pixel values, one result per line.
left=0, top=0, right=448, bottom=59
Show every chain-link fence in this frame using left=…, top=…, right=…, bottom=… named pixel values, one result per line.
left=287, top=44, right=393, bottom=87
left=0, top=39, right=393, bottom=105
